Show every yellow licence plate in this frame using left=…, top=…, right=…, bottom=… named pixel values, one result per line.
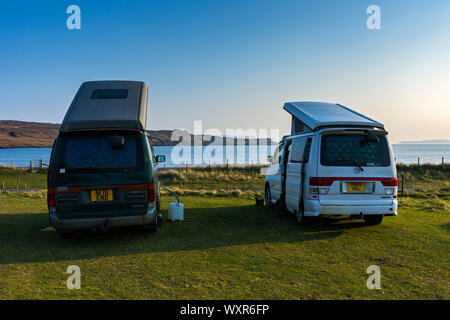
left=91, top=189, right=113, bottom=202
left=347, top=182, right=365, bottom=192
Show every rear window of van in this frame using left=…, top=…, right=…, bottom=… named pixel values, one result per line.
left=320, top=134, right=390, bottom=167
left=59, top=133, right=144, bottom=172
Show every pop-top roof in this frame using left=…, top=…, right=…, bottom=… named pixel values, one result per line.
left=283, top=101, right=384, bottom=131
left=60, top=80, right=148, bottom=133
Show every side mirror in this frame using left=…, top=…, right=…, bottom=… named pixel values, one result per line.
left=155, top=155, right=166, bottom=163
left=267, top=156, right=272, bottom=163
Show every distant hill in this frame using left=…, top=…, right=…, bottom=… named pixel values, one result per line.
left=0, top=120, right=275, bottom=148
left=398, top=139, right=450, bottom=144
left=0, top=120, right=60, bottom=148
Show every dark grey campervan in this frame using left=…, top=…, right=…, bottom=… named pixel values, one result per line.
left=48, top=81, right=165, bottom=237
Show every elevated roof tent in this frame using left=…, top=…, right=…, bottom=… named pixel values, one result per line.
left=283, top=101, right=384, bottom=135
left=60, top=80, right=148, bottom=133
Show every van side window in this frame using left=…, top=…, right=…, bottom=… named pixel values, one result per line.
left=290, top=137, right=312, bottom=163
left=272, top=142, right=285, bottom=164
left=303, top=138, right=312, bottom=163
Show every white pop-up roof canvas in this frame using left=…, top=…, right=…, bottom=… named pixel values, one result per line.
left=60, top=80, right=148, bottom=133
left=283, top=101, right=384, bottom=135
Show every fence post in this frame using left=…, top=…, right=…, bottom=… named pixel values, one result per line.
left=16, top=177, right=20, bottom=190
left=29, top=160, right=33, bottom=173
left=40, top=159, right=43, bottom=170
left=11, top=160, right=14, bottom=168
left=417, top=157, right=420, bottom=165
left=180, top=180, right=183, bottom=189
left=401, top=174, right=405, bottom=196
left=2, top=181, right=4, bottom=189
left=442, top=157, right=445, bottom=166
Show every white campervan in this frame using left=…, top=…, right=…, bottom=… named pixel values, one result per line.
left=265, top=102, right=398, bottom=225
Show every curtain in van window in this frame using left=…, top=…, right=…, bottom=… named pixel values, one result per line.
left=64, top=136, right=137, bottom=169
left=321, top=135, right=390, bottom=166
left=290, top=138, right=307, bottom=163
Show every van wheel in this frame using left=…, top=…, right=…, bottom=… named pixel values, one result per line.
left=265, top=184, right=273, bottom=208
left=142, top=215, right=158, bottom=233
left=363, top=215, right=383, bottom=225
left=142, top=222, right=157, bottom=233
left=157, top=213, right=162, bottom=227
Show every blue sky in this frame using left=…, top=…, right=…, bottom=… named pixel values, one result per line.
left=0, top=0, right=449, bottom=143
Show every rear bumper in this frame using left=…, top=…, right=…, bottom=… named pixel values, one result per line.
left=304, top=199, right=397, bottom=217
left=49, top=206, right=156, bottom=231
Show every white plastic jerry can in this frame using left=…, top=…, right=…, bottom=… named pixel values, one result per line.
left=168, top=202, right=184, bottom=221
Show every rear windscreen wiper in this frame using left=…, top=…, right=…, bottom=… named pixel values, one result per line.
left=351, top=160, right=364, bottom=172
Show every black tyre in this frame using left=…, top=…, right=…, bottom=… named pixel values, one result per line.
left=363, top=215, right=383, bottom=225
left=265, top=184, right=273, bottom=208
left=141, top=215, right=158, bottom=233
left=157, top=213, right=163, bottom=227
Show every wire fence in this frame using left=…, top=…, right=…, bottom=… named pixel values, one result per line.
left=0, top=156, right=447, bottom=169
left=0, top=159, right=48, bottom=171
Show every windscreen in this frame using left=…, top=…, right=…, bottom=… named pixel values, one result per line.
left=320, top=134, right=390, bottom=167
left=60, top=133, right=144, bottom=172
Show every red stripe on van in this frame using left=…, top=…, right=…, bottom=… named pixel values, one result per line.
left=309, top=177, right=398, bottom=187
left=50, top=184, right=149, bottom=194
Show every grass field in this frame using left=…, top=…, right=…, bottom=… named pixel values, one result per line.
left=0, top=190, right=448, bottom=299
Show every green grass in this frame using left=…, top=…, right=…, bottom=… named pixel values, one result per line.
left=0, top=167, right=47, bottom=189
left=0, top=191, right=448, bottom=299
left=397, top=163, right=450, bottom=192
left=158, top=165, right=266, bottom=190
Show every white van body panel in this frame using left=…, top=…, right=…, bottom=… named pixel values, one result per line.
left=285, top=134, right=315, bottom=213
left=265, top=128, right=398, bottom=218
left=266, top=161, right=282, bottom=203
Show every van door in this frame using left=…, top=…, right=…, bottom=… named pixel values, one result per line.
left=268, top=141, right=286, bottom=201
left=285, top=137, right=312, bottom=213
left=316, top=132, right=397, bottom=206
left=52, top=131, right=150, bottom=219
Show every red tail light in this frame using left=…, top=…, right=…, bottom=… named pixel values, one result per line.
left=309, top=177, right=398, bottom=186
left=147, top=184, right=155, bottom=202
left=309, top=177, right=334, bottom=186
left=380, top=177, right=398, bottom=186
left=47, top=188, right=55, bottom=207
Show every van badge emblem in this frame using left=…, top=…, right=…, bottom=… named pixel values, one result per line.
left=353, top=167, right=362, bottom=174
